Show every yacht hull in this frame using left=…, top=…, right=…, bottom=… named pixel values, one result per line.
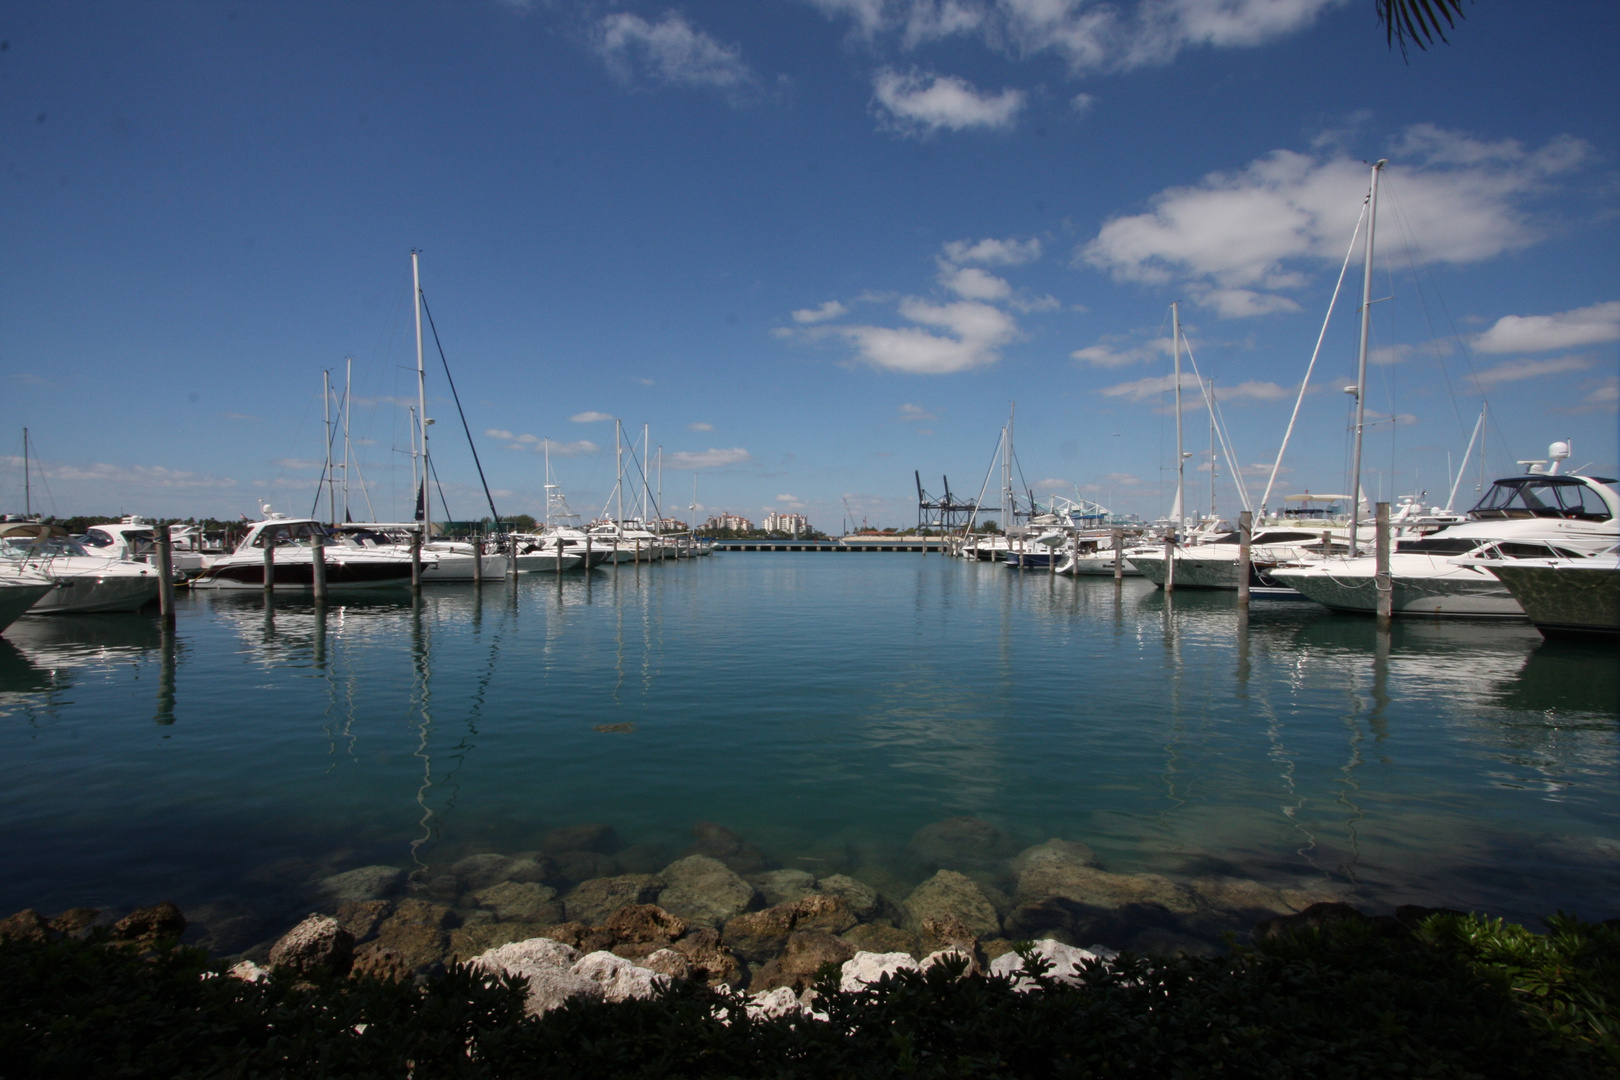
left=26, top=571, right=160, bottom=613
left=1, top=579, right=56, bottom=630
left=1486, top=562, right=1620, bottom=637
left=1270, top=560, right=1521, bottom=617
left=190, top=558, right=413, bottom=591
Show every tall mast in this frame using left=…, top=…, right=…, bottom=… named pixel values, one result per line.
left=1348, top=159, right=1386, bottom=554
left=1172, top=301, right=1185, bottom=534
left=323, top=369, right=335, bottom=524
left=656, top=445, right=663, bottom=528
left=342, top=357, right=353, bottom=522
left=642, top=423, right=650, bottom=523
left=412, top=250, right=429, bottom=526
left=22, top=428, right=30, bottom=518
left=1001, top=404, right=1014, bottom=532
left=615, top=419, right=623, bottom=526
left=544, top=441, right=552, bottom=529
left=1209, top=375, right=1217, bottom=523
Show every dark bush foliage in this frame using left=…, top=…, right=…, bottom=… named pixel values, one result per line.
left=3, top=914, right=1615, bottom=1079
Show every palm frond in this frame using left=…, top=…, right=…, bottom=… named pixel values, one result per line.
left=1379, top=0, right=1468, bottom=57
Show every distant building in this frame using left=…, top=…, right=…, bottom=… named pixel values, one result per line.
left=652, top=517, right=688, bottom=532
left=762, top=511, right=809, bottom=535
left=705, top=513, right=754, bottom=532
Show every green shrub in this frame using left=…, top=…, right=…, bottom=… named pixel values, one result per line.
left=2, top=914, right=1615, bottom=1079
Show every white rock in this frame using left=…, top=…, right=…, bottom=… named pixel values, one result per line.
left=227, top=960, right=269, bottom=982
left=919, top=947, right=974, bottom=977
left=745, top=986, right=805, bottom=1020
left=570, top=950, right=668, bottom=1003
left=471, top=937, right=597, bottom=1016
left=838, top=951, right=920, bottom=992
left=988, top=938, right=1104, bottom=991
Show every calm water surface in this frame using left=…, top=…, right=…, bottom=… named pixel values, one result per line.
left=2, top=554, right=1615, bottom=944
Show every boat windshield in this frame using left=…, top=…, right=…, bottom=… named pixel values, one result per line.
left=1396, top=537, right=1485, bottom=554
left=1469, top=477, right=1612, bottom=521
left=247, top=521, right=331, bottom=548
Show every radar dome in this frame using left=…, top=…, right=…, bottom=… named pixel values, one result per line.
left=1549, top=441, right=1571, bottom=460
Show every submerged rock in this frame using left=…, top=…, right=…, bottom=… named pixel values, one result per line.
left=749, top=869, right=818, bottom=907
left=268, top=914, right=355, bottom=977
left=317, top=865, right=404, bottom=904
left=452, top=853, right=515, bottom=890
left=814, top=874, right=889, bottom=923
left=503, top=855, right=559, bottom=884
left=563, top=874, right=659, bottom=925
left=911, top=817, right=1018, bottom=867
left=542, top=823, right=621, bottom=855
left=472, top=881, right=563, bottom=924
left=684, top=821, right=775, bottom=875
left=655, top=856, right=758, bottom=927
left=334, top=899, right=392, bottom=942
left=902, top=871, right=1000, bottom=939
left=553, top=851, right=622, bottom=883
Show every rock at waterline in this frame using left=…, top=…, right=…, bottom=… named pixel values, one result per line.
left=749, top=868, right=818, bottom=906
left=684, top=821, right=775, bottom=875
left=749, top=931, right=856, bottom=993
left=902, top=870, right=1001, bottom=939
left=723, top=895, right=857, bottom=964
left=988, top=939, right=1108, bottom=990
left=451, top=853, right=515, bottom=890
left=654, top=856, right=759, bottom=927
left=572, top=949, right=669, bottom=1001
left=316, top=865, right=404, bottom=904
left=112, top=902, right=187, bottom=943
left=814, top=874, right=888, bottom=923
left=840, top=921, right=921, bottom=958
left=267, top=914, right=355, bottom=977
left=470, top=938, right=668, bottom=1017
left=0, top=909, right=52, bottom=943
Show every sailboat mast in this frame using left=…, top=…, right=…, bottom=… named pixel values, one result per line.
left=656, top=445, right=662, bottom=529
left=342, top=357, right=353, bottom=522
left=615, top=419, right=623, bottom=526
left=1173, top=301, right=1185, bottom=534
left=1001, top=405, right=1014, bottom=532
left=1209, top=375, right=1216, bottom=523
left=1348, top=159, right=1386, bottom=554
left=412, top=251, right=429, bottom=527
left=22, top=427, right=30, bottom=518
left=642, top=423, right=650, bottom=523
left=323, top=369, right=335, bottom=525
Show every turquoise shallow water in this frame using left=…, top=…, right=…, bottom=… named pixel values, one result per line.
left=1, top=553, right=1616, bottom=944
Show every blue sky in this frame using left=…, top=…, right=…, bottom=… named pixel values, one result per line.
left=3, top=1, right=1616, bottom=529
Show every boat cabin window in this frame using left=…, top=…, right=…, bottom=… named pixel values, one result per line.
left=1253, top=531, right=1323, bottom=545
left=1481, top=541, right=1592, bottom=560
left=81, top=529, right=115, bottom=548
left=1395, top=537, right=1484, bottom=554
left=1470, top=478, right=1612, bottom=521
left=249, top=522, right=328, bottom=547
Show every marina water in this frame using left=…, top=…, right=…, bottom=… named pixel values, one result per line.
left=1, top=553, right=1615, bottom=950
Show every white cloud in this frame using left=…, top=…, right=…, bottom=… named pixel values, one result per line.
left=807, top=0, right=1344, bottom=76
left=1098, top=372, right=1208, bottom=403
left=687, top=421, right=715, bottom=431
left=1579, top=377, right=1618, bottom=412
left=1032, top=477, right=1072, bottom=491
left=793, top=300, right=849, bottom=323
left=942, top=237, right=1042, bottom=266
left=486, top=428, right=514, bottom=440
left=938, top=264, right=1012, bottom=300
left=270, top=458, right=324, bottom=470
left=1469, top=356, right=1593, bottom=390
left=1214, top=379, right=1291, bottom=401
left=667, top=447, right=751, bottom=469
left=594, top=11, right=754, bottom=90
left=0, top=456, right=238, bottom=492
left=872, top=68, right=1024, bottom=134
left=1072, top=335, right=1173, bottom=368
left=898, top=402, right=936, bottom=421
left=1473, top=301, right=1620, bottom=355
left=835, top=298, right=1018, bottom=374
left=1081, top=127, right=1590, bottom=318
left=1071, top=92, right=1096, bottom=115
left=536, top=439, right=599, bottom=456
left=570, top=411, right=615, bottom=423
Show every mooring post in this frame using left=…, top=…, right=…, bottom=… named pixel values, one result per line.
left=1237, top=510, right=1253, bottom=607
left=556, top=536, right=564, bottom=576
left=1375, top=501, right=1392, bottom=623
left=311, top=530, right=329, bottom=603
left=156, top=524, right=176, bottom=625
left=410, top=530, right=422, bottom=591
left=1113, top=528, right=1123, bottom=583
left=262, top=536, right=275, bottom=592
left=1163, top=531, right=1176, bottom=593
left=473, top=537, right=484, bottom=588
left=509, top=533, right=520, bottom=581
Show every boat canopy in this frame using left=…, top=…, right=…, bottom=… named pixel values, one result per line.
left=1469, top=476, right=1615, bottom=522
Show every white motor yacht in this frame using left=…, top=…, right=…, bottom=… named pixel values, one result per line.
left=0, top=565, right=57, bottom=632
left=328, top=523, right=511, bottom=581
left=1126, top=527, right=1347, bottom=592
left=1269, top=461, right=1618, bottom=618
left=0, top=523, right=163, bottom=613
left=78, top=516, right=209, bottom=578
left=1483, top=544, right=1619, bottom=638
left=189, top=512, right=420, bottom=590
